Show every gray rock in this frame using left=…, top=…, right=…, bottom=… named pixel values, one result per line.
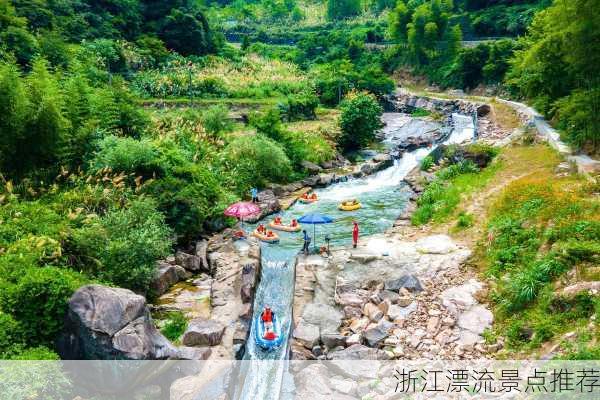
left=317, top=173, right=335, bottom=186
left=151, top=262, right=180, bottom=296
left=294, top=321, right=320, bottom=349
left=328, top=344, right=390, bottom=360
left=321, top=333, right=347, bottom=350
left=343, top=306, right=363, bottom=319
left=388, top=302, right=417, bottom=320
left=378, top=290, right=400, bottom=304
left=173, top=265, right=191, bottom=281
left=363, top=324, right=389, bottom=347
left=384, top=275, right=423, bottom=292
left=176, top=251, right=201, bottom=272
left=182, top=319, right=225, bottom=347
left=360, top=163, right=375, bottom=175
left=174, top=346, right=211, bottom=360
left=58, top=285, right=176, bottom=360
left=301, top=160, right=323, bottom=175
left=458, top=305, right=494, bottom=335
left=301, top=303, right=343, bottom=334
left=194, top=240, right=209, bottom=271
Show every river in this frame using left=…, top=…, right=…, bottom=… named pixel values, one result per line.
left=233, top=112, right=475, bottom=400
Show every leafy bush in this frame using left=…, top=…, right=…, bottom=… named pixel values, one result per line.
left=339, top=91, right=383, bottom=151
left=160, top=311, right=188, bottom=342
left=89, top=136, right=162, bottom=178
left=278, top=93, right=319, bottom=122
left=411, top=107, right=431, bottom=117
left=70, top=198, right=172, bottom=293
left=201, top=104, right=233, bottom=138
left=221, top=134, right=293, bottom=193
left=0, top=312, right=24, bottom=358
left=0, top=267, right=88, bottom=346
left=456, top=212, right=474, bottom=229
left=420, top=155, right=434, bottom=171
left=436, top=160, right=479, bottom=180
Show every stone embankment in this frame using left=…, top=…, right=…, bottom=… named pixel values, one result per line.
left=292, top=234, right=499, bottom=362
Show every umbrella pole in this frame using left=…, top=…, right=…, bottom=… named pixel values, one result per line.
left=313, top=224, right=316, bottom=252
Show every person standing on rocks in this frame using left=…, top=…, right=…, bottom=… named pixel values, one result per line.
left=250, top=187, right=258, bottom=203
left=302, top=230, right=311, bottom=255
left=352, top=221, right=359, bottom=248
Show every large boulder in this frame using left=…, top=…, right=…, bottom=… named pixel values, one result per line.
left=182, top=319, right=225, bottom=347
left=415, top=235, right=457, bottom=254
left=384, top=275, right=423, bottom=293
left=151, top=262, right=180, bottom=296
left=301, top=160, right=323, bottom=175
left=58, top=285, right=177, bottom=359
left=176, top=251, right=201, bottom=272
left=293, top=321, right=320, bottom=349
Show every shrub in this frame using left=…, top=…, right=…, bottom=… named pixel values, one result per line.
left=339, top=91, right=383, bottom=151
left=160, top=311, right=188, bottom=342
left=89, top=136, right=162, bottom=178
left=201, top=104, right=233, bottom=138
left=0, top=267, right=88, bottom=346
left=411, top=107, right=431, bottom=117
left=456, top=212, right=474, bottom=229
left=278, top=93, right=319, bottom=122
left=420, top=155, right=434, bottom=171
left=221, top=135, right=293, bottom=193
left=436, top=160, right=479, bottom=180
left=70, top=198, right=172, bottom=293
left=0, top=312, right=24, bottom=358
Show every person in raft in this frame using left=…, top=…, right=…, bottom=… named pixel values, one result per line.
left=352, top=221, right=359, bottom=248
left=291, top=219, right=298, bottom=227
left=274, top=216, right=282, bottom=225
left=257, top=224, right=266, bottom=234
left=310, top=192, right=317, bottom=199
left=261, top=307, right=276, bottom=340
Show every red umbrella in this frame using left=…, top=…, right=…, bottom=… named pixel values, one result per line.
left=224, top=202, right=261, bottom=231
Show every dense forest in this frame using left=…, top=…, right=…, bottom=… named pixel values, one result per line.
left=0, top=0, right=598, bottom=360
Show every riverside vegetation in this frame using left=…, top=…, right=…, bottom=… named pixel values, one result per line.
left=0, top=0, right=598, bottom=364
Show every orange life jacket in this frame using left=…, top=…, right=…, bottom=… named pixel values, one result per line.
left=261, top=309, right=272, bottom=322
left=264, top=331, right=276, bottom=340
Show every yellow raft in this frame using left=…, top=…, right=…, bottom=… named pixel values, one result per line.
left=268, top=221, right=301, bottom=232
left=339, top=201, right=362, bottom=211
left=251, top=230, right=280, bottom=243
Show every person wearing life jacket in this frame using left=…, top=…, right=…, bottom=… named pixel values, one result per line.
left=274, top=216, right=282, bottom=225
left=291, top=219, right=298, bottom=227
left=311, top=193, right=317, bottom=199
left=267, top=230, right=274, bottom=237
left=261, top=307, right=276, bottom=340
left=301, top=192, right=308, bottom=199
left=352, top=221, right=359, bottom=248
left=257, top=224, right=265, bottom=234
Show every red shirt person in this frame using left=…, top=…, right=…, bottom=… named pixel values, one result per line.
left=352, top=221, right=359, bottom=248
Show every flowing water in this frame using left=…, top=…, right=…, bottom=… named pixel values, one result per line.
left=234, top=112, right=474, bottom=400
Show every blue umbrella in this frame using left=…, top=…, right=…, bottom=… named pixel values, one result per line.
left=298, top=213, right=334, bottom=251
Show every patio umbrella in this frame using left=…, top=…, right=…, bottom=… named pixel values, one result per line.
left=224, top=201, right=261, bottom=230
left=298, top=213, right=334, bottom=250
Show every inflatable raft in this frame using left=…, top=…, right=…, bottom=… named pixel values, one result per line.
left=251, top=230, right=280, bottom=243
left=268, top=221, right=301, bottom=232
left=298, top=195, right=318, bottom=204
left=339, top=201, right=362, bottom=211
left=255, top=312, right=284, bottom=350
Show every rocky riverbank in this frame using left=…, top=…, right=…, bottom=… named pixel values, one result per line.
left=291, top=234, right=499, bottom=361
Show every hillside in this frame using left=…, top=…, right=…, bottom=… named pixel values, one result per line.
left=0, top=0, right=598, bottom=369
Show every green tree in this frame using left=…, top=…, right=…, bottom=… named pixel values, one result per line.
left=339, top=91, right=383, bottom=151
left=160, top=8, right=217, bottom=56
left=327, top=0, right=361, bottom=21
left=388, top=1, right=411, bottom=41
